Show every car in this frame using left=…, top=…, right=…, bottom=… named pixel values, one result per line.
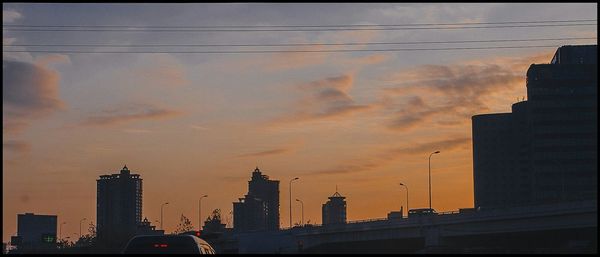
left=123, top=235, right=216, bottom=254
left=408, top=208, right=437, bottom=218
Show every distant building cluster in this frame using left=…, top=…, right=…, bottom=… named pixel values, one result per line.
left=472, top=45, right=597, bottom=209
left=232, top=167, right=349, bottom=231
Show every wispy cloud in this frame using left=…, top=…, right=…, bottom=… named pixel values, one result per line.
left=79, top=105, right=182, bottom=127
left=237, top=148, right=290, bottom=158
left=379, top=52, right=553, bottom=131
left=131, top=54, right=190, bottom=88
left=3, top=9, right=22, bottom=23
left=268, top=74, right=374, bottom=126
left=306, top=137, right=471, bottom=176
left=190, top=125, right=209, bottom=131
left=3, top=139, right=31, bottom=155
left=123, top=128, right=152, bottom=134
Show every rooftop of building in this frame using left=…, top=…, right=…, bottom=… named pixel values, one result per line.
left=551, top=45, right=597, bottom=65
left=97, top=165, right=141, bottom=180
left=328, top=187, right=346, bottom=200
left=18, top=213, right=57, bottom=218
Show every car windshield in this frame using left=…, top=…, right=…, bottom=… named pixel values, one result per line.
left=123, top=236, right=200, bottom=254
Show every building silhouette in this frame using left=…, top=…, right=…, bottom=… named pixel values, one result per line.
left=233, top=167, right=280, bottom=232
left=472, top=45, right=597, bottom=209
left=322, top=190, right=347, bottom=225
left=12, top=213, right=57, bottom=251
left=136, top=217, right=163, bottom=236
left=96, top=165, right=143, bottom=248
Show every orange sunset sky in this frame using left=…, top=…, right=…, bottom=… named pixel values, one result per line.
left=3, top=3, right=597, bottom=243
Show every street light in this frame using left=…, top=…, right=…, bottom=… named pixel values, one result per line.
left=295, top=199, right=304, bottom=226
left=60, top=222, right=66, bottom=240
left=161, top=202, right=169, bottom=231
left=399, top=183, right=409, bottom=217
left=79, top=218, right=86, bottom=238
left=428, top=151, right=440, bottom=210
left=199, top=195, right=208, bottom=231
left=289, top=177, right=299, bottom=228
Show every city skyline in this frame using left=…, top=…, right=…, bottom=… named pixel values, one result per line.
left=2, top=3, right=597, bottom=243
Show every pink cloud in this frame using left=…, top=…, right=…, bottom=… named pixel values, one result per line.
left=79, top=105, right=182, bottom=127
left=3, top=139, right=31, bottom=155
left=236, top=148, right=290, bottom=158
left=268, top=74, right=374, bottom=126
left=379, top=52, right=554, bottom=132
left=3, top=58, right=66, bottom=135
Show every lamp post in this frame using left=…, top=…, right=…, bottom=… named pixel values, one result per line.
left=161, top=202, right=169, bottom=230
left=428, top=151, right=440, bottom=210
left=79, top=218, right=86, bottom=239
left=60, top=222, right=66, bottom=240
left=296, top=199, right=304, bottom=226
left=199, top=195, right=208, bottom=231
left=289, top=177, right=299, bottom=228
left=399, top=183, right=409, bottom=217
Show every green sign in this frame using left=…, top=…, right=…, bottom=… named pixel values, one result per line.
left=41, top=234, right=56, bottom=243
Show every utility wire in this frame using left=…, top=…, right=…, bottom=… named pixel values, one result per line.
left=4, top=37, right=596, bottom=47
left=3, top=19, right=596, bottom=28
left=2, top=23, right=596, bottom=32
left=2, top=45, right=568, bottom=54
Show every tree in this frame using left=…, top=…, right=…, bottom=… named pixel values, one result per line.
left=203, top=209, right=226, bottom=234
left=174, top=214, right=194, bottom=234
left=74, top=222, right=96, bottom=248
left=88, top=222, right=96, bottom=237
left=56, top=238, right=73, bottom=249
left=205, top=209, right=222, bottom=223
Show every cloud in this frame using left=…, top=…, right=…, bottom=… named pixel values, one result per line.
left=3, top=58, right=66, bottom=135
left=3, top=139, right=31, bottom=155
left=388, top=137, right=471, bottom=155
left=380, top=52, right=553, bottom=131
left=266, top=44, right=331, bottom=71
left=190, top=125, right=209, bottom=130
left=236, top=139, right=303, bottom=158
left=79, top=105, right=182, bottom=127
left=306, top=137, right=471, bottom=176
left=268, top=74, right=374, bottom=126
left=3, top=10, right=22, bottom=23
left=131, top=54, right=190, bottom=88
left=237, top=148, right=290, bottom=158
left=123, top=128, right=152, bottom=134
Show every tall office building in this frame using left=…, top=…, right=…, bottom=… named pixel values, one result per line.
left=322, top=190, right=347, bottom=225
left=96, top=165, right=143, bottom=248
left=233, top=167, right=280, bottom=232
left=472, top=45, right=597, bottom=209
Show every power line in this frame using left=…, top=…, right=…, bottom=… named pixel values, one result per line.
left=2, top=45, right=567, bottom=54
left=2, top=23, right=596, bottom=32
left=4, top=37, right=596, bottom=48
left=3, top=19, right=596, bottom=28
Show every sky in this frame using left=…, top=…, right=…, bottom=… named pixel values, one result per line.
left=2, top=3, right=597, bottom=243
